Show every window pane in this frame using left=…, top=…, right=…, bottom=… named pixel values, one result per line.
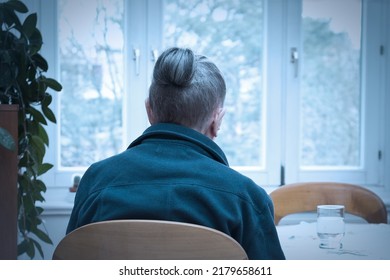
left=58, top=0, right=124, bottom=167
left=163, top=0, right=265, bottom=167
left=300, top=0, right=362, bottom=167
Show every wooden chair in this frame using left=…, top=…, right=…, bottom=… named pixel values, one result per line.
left=52, top=219, right=248, bottom=260
left=270, top=182, right=387, bottom=225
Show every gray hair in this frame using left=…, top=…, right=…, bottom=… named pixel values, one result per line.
left=148, top=47, right=226, bottom=131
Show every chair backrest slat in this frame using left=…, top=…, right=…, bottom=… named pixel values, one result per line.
left=52, top=219, right=248, bottom=260
left=270, top=182, right=387, bottom=225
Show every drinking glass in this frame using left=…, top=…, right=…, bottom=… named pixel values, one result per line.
left=316, top=205, right=345, bottom=249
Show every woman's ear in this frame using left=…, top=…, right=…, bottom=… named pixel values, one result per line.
left=145, top=98, right=156, bottom=124
left=207, top=108, right=225, bottom=139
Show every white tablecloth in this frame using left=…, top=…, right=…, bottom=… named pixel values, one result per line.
left=277, top=222, right=390, bottom=259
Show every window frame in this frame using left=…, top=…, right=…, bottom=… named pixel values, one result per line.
left=284, top=0, right=386, bottom=186
left=31, top=0, right=388, bottom=192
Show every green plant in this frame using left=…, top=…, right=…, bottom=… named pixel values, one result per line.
left=0, top=0, right=62, bottom=259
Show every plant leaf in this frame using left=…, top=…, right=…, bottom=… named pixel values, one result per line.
left=32, top=53, right=48, bottom=72
left=31, top=238, right=44, bottom=259
left=30, top=135, right=45, bottom=165
left=27, top=107, right=47, bottom=125
left=0, top=127, right=16, bottom=151
left=5, top=0, right=28, bottom=13
left=37, top=123, right=49, bottom=146
left=44, top=78, right=62, bottom=91
left=35, top=206, right=44, bottom=215
left=42, top=94, right=52, bottom=108
left=17, top=239, right=29, bottom=256
left=26, top=238, right=35, bottom=259
left=34, top=179, right=47, bottom=193
left=22, top=13, right=37, bottom=38
left=37, top=163, right=53, bottom=176
left=28, top=28, right=43, bottom=55
left=1, top=4, right=22, bottom=28
left=42, top=106, right=56, bottom=123
left=32, top=228, right=53, bottom=245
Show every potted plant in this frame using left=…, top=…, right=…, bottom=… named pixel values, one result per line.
left=0, top=0, right=62, bottom=259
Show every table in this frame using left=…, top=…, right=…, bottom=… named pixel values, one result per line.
left=277, top=222, right=390, bottom=259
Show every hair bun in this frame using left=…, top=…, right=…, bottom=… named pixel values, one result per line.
left=153, top=47, right=195, bottom=87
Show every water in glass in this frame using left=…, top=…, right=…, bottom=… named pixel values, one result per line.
left=317, top=205, right=345, bottom=249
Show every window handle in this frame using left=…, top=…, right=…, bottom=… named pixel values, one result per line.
left=290, top=47, right=299, bottom=78
left=133, top=48, right=140, bottom=76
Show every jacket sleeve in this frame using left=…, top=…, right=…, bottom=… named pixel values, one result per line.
left=240, top=189, right=286, bottom=260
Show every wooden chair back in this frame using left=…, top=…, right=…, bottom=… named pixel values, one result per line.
left=270, top=182, right=387, bottom=225
left=52, top=219, right=248, bottom=260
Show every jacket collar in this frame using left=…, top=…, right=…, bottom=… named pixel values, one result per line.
left=128, top=123, right=229, bottom=166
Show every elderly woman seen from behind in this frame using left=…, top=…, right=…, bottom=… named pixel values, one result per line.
left=67, top=47, right=285, bottom=260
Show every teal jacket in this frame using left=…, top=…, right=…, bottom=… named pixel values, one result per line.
left=66, top=123, right=285, bottom=260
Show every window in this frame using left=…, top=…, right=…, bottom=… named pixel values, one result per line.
left=300, top=0, right=362, bottom=168
left=58, top=0, right=125, bottom=168
left=35, top=0, right=388, bottom=190
left=162, top=0, right=265, bottom=168
left=284, top=0, right=385, bottom=185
